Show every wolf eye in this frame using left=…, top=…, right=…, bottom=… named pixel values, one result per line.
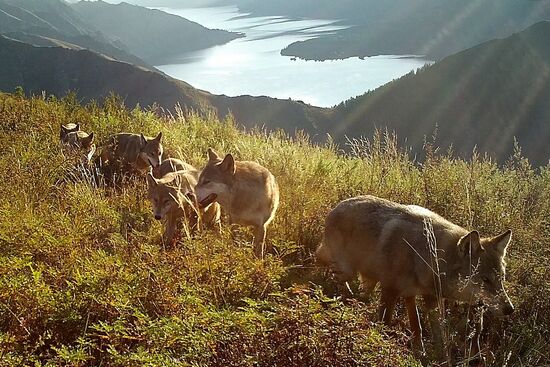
left=481, top=276, right=491, bottom=284
left=202, top=180, right=211, bottom=185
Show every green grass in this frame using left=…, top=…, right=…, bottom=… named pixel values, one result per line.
left=0, top=92, right=548, bottom=366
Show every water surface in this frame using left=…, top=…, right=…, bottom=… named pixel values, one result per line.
left=156, top=6, right=430, bottom=107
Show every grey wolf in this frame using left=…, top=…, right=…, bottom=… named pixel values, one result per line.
left=316, top=195, right=514, bottom=347
left=98, top=132, right=163, bottom=179
left=195, top=148, right=279, bottom=258
left=60, top=123, right=95, bottom=164
left=147, top=167, right=221, bottom=245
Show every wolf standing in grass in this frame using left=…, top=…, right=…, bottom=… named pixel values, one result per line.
left=195, top=148, right=279, bottom=258
left=60, top=123, right=95, bottom=164
left=147, top=167, right=221, bottom=246
left=98, top=132, right=163, bottom=180
left=317, top=195, right=514, bottom=348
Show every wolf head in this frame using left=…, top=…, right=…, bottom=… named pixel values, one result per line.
left=60, top=124, right=96, bottom=163
left=60, top=123, right=79, bottom=141
left=147, top=170, right=195, bottom=220
left=447, top=230, right=514, bottom=316
left=139, top=132, right=163, bottom=168
left=195, top=148, right=235, bottom=207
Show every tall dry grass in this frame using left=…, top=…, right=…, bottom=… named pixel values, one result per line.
left=0, top=92, right=548, bottom=366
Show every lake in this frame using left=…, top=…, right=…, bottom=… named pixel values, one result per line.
left=155, top=6, right=430, bottom=108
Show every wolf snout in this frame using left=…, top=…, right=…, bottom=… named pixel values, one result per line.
left=148, top=158, right=160, bottom=168
left=154, top=214, right=162, bottom=220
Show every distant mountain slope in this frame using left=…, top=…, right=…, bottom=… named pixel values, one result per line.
left=234, top=0, right=550, bottom=61
left=0, top=36, right=327, bottom=133
left=0, top=0, right=153, bottom=68
left=71, top=1, right=242, bottom=64
left=331, top=21, right=550, bottom=166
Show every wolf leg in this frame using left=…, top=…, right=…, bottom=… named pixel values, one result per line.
left=405, top=296, right=424, bottom=350
left=253, top=224, right=267, bottom=259
left=358, top=275, right=377, bottom=299
left=379, top=287, right=398, bottom=325
left=424, top=295, right=447, bottom=363
left=163, top=214, right=178, bottom=248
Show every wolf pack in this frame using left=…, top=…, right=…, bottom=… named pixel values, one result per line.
left=60, top=123, right=515, bottom=352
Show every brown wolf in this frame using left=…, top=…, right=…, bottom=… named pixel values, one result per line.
left=147, top=168, right=221, bottom=245
left=60, top=123, right=95, bottom=163
left=316, top=195, right=514, bottom=346
left=195, top=148, right=279, bottom=258
left=98, top=132, right=163, bottom=179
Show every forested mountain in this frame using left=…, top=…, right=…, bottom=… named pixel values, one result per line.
left=331, top=21, right=550, bottom=166
left=71, top=1, right=241, bottom=64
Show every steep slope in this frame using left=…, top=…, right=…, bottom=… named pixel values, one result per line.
left=71, top=1, right=241, bottom=64
left=0, top=36, right=327, bottom=133
left=331, top=21, right=550, bottom=166
left=0, top=0, right=153, bottom=69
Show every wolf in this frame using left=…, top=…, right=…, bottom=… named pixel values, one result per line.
left=316, top=195, right=514, bottom=347
left=194, top=148, right=279, bottom=258
left=60, top=123, right=95, bottom=164
left=147, top=168, right=221, bottom=245
left=98, top=132, right=163, bottom=179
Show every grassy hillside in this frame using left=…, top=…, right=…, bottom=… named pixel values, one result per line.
left=0, top=0, right=153, bottom=69
left=0, top=92, right=548, bottom=365
left=331, top=21, right=550, bottom=167
left=71, top=1, right=242, bottom=64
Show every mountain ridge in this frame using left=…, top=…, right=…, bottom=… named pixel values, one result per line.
left=70, top=0, right=242, bottom=64
left=0, top=35, right=328, bottom=134
left=0, top=0, right=155, bottom=68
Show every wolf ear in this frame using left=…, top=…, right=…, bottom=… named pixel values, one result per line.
left=458, top=230, right=481, bottom=257
left=146, top=172, right=158, bottom=187
left=82, top=132, right=94, bottom=147
left=220, top=153, right=236, bottom=175
left=154, top=132, right=162, bottom=142
left=60, top=124, right=69, bottom=139
left=207, top=148, right=220, bottom=161
left=490, top=230, right=512, bottom=256
left=140, top=133, right=147, bottom=147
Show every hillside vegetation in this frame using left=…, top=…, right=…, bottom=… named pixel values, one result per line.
left=0, top=92, right=548, bottom=365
